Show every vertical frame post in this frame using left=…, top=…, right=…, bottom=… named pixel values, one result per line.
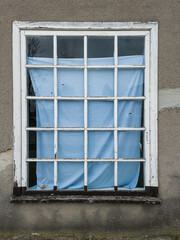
left=150, top=24, right=158, bottom=187
left=54, top=35, right=58, bottom=189
left=144, top=32, right=150, bottom=187
left=114, top=35, right=118, bottom=190
left=13, top=23, right=22, bottom=187
left=84, top=36, right=88, bottom=190
left=21, top=31, right=27, bottom=187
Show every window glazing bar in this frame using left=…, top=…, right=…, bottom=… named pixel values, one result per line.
left=26, top=127, right=146, bottom=131
left=26, top=96, right=146, bottom=100
left=84, top=36, right=88, bottom=189
left=53, top=35, right=58, bottom=188
left=26, top=64, right=145, bottom=69
left=26, top=158, right=146, bottom=162
left=114, top=35, right=118, bottom=190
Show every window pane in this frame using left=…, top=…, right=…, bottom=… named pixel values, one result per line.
left=88, top=69, right=114, bottom=97
left=87, top=37, right=114, bottom=66
left=136, top=162, right=144, bottom=188
left=27, top=68, right=54, bottom=97
left=26, top=36, right=53, bottom=65
left=118, top=100, right=143, bottom=127
left=57, top=37, right=84, bottom=65
left=118, top=37, right=144, bottom=65
left=88, top=101, right=114, bottom=128
left=58, top=101, right=84, bottom=127
left=57, top=69, right=84, bottom=97
left=58, top=131, right=84, bottom=158
left=118, top=161, right=141, bottom=189
left=118, top=69, right=144, bottom=97
left=88, top=162, right=114, bottom=190
left=28, top=131, right=54, bottom=158
left=28, top=100, right=54, bottom=127
left=57, top=162, right=84, bottom=190
left=88, top=131, right=114, bottom=158
left=28, top=162, right=54, bottom=190
left=118, top=131, right=143, bottom=158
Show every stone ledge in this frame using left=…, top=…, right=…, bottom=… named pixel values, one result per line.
left=10, top=195, right=161, bottom=204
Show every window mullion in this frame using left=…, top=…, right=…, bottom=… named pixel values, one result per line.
left=84, top=36, right=88, bottom=190
left=53, top=35, right=58, bottom=189
left=114, top=35, right=118, bottom=191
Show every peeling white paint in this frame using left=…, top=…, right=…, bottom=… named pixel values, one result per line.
left=159, top=88, right=180, bottom=111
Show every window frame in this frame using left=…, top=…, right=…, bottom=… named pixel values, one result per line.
left=13, top=22, right=158, bottom=197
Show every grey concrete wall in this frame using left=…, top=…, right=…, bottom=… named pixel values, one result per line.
left=0, top=0, right=180, bottom=233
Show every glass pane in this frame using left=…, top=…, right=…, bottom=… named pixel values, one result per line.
left=28, top=162, right=54, bottom=190
left=57, top=37, right=84, bottom=65
left=57, top=69, right=84, bottom=96
left=118, top=161, right=141, bottom=189
left=118, top=100, right=143, bottom=127
left=87, top=37, right=114, bottom=66
left=28, top=131, right=54, bottom=158
left=58, top=131, right=84, bottom=158
left=28, top=100, right=54, bottom=127
left=58, top=101, right=84, bottom=127
left=88, top=101, right=114, bottom=128
left=136, top=162, right=144, bottom=188
left=88, top=162, right=114, bottom=190
left=57, top=162, right=84, bottom=190
left=118, top=37, right=144, bottom=65
left=118, top=69, right=144, bottom=97
left=118, top=131, right=143, bottom=158
left=88, top=69, right=114, bottom=97
left=88, top=131, right=114, bottom=158
left=26, top=36, right=53, bottom=65
left=27, top=68, right=54, bottom=97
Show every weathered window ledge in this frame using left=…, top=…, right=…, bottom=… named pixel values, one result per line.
left=10, top=195, right=161, bottom=204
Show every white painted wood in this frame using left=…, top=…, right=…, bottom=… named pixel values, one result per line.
left=53, top=35, right=58, bottom=188
left=114, top=35, right=118, bottom=188
left=26, top=96, right=145, bottom=100
left=26, top=96, right=54, bottom=100
left=87, top=65, right=145, bottom=69
left=117, top=159, right=146, bottom=162
left=144, top=32, right=150, bottom=187
left=117, top=65, right=145, bottom=69
left=13, top=22, right=22, bottom=187
left=26, top=127, right=55, bottom=131
left=84, top=36, right=88, bottom=187
left=149, top=24, right=158, bottom=187
left=14, top=21, right=157, bottom=31
left=21, top=31, right=27, bottom=187
left=117, top=97, right=145, bottom=100
left=26, top=127, right=145, bottom=131
left=26, top=158, right=145, bottom=162
left=26, top=64, right=145, bottom=69
left=23, top=30, right=149, bottom=36
left=26, top=65, right=54, bottom=68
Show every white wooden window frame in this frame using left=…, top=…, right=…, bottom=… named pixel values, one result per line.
left=13, top=22, right=158, bottom=192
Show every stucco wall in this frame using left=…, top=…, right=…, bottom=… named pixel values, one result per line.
left=0, top=0, right=180, bottom=233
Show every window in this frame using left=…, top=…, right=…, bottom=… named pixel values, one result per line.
left=13, top=22, right=158, bottom=198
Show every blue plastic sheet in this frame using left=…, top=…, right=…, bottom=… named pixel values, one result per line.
left=27, top=55, right=144, bottom=190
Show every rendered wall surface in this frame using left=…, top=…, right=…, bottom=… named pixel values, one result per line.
left=0, top=0, right=180, bottom=233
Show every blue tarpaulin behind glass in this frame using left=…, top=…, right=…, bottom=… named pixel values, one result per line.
left=27, top=56, right=144, bottom=190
